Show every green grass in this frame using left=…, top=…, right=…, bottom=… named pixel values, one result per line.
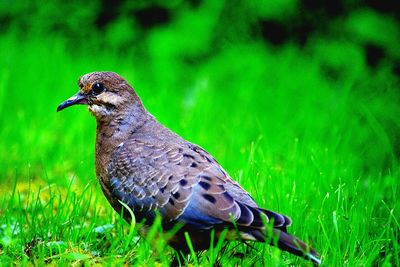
left=0, top=27, right=399, bottom=266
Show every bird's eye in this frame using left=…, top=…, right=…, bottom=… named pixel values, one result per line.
left=91, top=83, right=105, bottom=95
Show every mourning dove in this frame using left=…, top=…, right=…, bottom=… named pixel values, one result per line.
left=57, top=71, right=320, bottom=265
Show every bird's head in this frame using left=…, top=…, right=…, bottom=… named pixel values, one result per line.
left=57, top=72, right=141, bottom=120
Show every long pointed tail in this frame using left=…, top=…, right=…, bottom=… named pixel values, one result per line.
left=235, top=205, right=321, bottom=264
left=274, top=229, right=321, bottom=265
left=246, top=228, right=321, bottom=265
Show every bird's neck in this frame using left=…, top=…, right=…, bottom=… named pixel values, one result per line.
left=94, top=104, right=149, bottom=176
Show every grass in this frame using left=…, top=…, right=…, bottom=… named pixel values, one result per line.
left=0, top=28, right=399, bottom=266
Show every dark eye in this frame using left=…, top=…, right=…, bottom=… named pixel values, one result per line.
left=91, top=83, right=105, bottom=95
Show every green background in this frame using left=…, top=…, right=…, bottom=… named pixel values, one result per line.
left=0, top=1, right=399, bottom=266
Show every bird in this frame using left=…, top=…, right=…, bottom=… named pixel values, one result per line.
left=57, top=71, right=321, bottom=265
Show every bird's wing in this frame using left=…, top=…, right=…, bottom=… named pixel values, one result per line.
left=107, top=139, right=291, bottom=230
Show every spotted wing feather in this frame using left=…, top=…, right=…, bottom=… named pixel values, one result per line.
left=107, top=140, right=291, bottom=233
left=108, top=141, right=197, bottom=222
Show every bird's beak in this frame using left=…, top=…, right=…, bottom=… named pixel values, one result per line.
left=57, top=91, right=88, bottom=112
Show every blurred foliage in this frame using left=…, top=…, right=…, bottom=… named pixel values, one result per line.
left=1, top=0, right=399, bottom=62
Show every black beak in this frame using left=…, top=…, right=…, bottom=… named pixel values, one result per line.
left=57, top=91, right=88, bottom=112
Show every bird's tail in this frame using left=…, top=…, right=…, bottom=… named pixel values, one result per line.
left=233, top=203, right=320, bottom=264
left=274, top=229, right=321, bottom=265
left=246, top=228, right=321, bottom=265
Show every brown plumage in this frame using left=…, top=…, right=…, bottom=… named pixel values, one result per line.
left=57, top=71, right=321, bottom=265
